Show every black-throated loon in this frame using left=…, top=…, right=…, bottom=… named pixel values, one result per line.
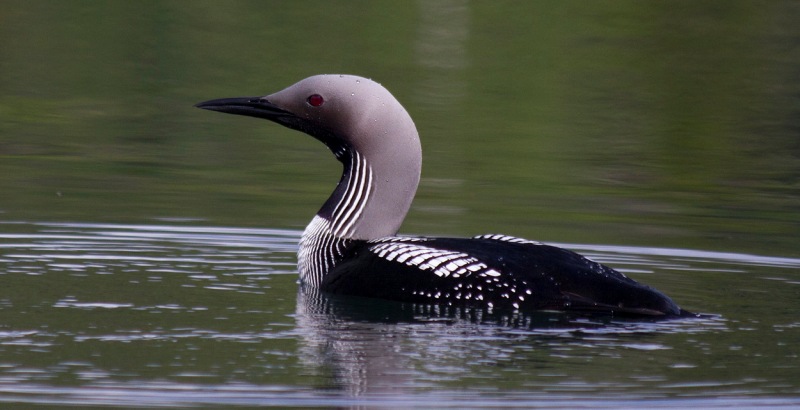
left=196, top=74, right=692, bottom=317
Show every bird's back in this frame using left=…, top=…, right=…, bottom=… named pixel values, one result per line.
left=320, top=235, right=683, bottom=317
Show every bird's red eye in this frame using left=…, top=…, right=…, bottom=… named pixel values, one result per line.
left=307, top=94, right=324, bottom=107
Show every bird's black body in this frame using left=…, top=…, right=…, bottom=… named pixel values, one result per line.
left=323, top=236, right=684, bottom=316
left=196, top=74, right=694, bottom=319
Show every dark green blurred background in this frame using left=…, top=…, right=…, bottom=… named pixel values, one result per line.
left=1, top=1, right=798, bottom=256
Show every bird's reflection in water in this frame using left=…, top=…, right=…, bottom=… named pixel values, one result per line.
left=295, top=286, right=420, bottom=397
left=292, top=286, right=692, bottom=397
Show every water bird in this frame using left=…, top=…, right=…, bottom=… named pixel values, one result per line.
left=196, top=74, right=693, bottom=318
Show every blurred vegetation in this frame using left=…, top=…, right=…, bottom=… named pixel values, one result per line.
left=0, top=1, right=798, bottom=256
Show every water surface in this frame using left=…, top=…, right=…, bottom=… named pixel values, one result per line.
left=1, top=222, right=799, bottom=408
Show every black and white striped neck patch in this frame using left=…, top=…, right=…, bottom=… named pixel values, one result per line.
left=330, top=151, right=373, bottom=239
left=298, top=215, right=353, bottom=287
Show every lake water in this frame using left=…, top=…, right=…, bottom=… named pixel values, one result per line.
left=1, top=222, right=799, bottom=408
left=2, top=1, right=800, bottom=408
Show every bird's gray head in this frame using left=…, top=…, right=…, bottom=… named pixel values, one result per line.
left=196, top=74, right=422, bottom=240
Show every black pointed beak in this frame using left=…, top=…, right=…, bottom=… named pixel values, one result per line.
left=195, top=96, right=294, bottom=121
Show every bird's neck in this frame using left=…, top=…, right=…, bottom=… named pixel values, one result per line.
left=318, top=142, right=421, bottom=240
left=297, top=145, right=421, bottom=286
left=317, top=149, right=376, bottom=239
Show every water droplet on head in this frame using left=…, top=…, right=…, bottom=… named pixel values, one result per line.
left=351, top=92, right=355, bottom=96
